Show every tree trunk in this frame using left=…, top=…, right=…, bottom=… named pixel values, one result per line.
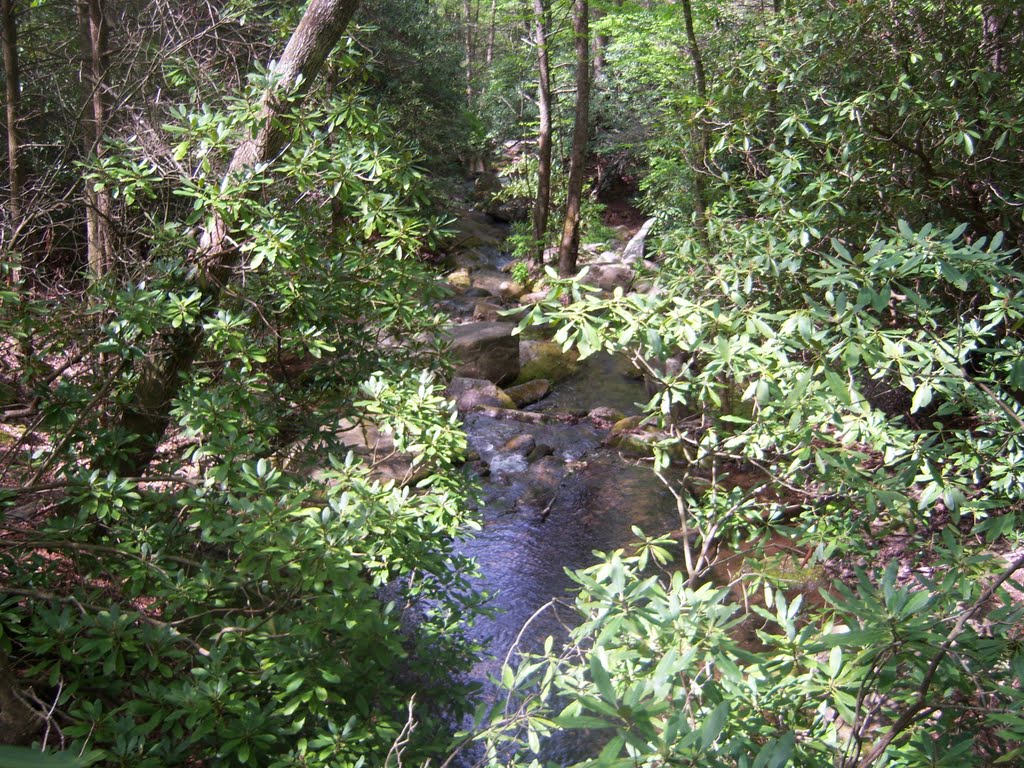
left=77, top=0, right=112, bottom=281
left=1, top=0, right=23, bottom=284
left=463, top=0, right=475, bottom=103
left=680, top=0, right=710, bottom=250
left=982, top=4, right=1009, bottom=74
left=557, top=0, right=589, bottom=278
left=108, top=0, right=362, bottom=477
left=592, top=0, right=621, bottom=85
left=531, top=0, right=553, bottom=266
left=485, top=0, right=497, bottom=65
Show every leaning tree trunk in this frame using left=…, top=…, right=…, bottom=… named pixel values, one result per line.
left=557, top=0, right=589, bottom=277
left=531, top=0, right=553, bottom=267
left=108, top=0, right=362, bottom=477
left=77, top=0, right=113, bottom=281
left=1, top=0, right=23, bottom=284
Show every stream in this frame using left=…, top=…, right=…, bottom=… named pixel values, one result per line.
left=434, top=203, right=828, bottom=765
left=440, top=208, right=684, bottom=763
left=458, top=352, right=673, bottom=676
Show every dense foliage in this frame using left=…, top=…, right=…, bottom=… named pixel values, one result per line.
left=472, top=0, right=1024, bottom=766
left=1, top=2, right=480, bottom=766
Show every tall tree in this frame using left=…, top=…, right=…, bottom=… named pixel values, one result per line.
left=463, top=0, right=477, bottom=102
left=1, top=0, right=22, bottom=283
left=557, top=0, right=589, bottom=277
left=531, top=0, right=553, bottom=266
left=77, top=0, right=112, bottom=280
left=680, top=0, right=710, bottom=249
left=109, top=0, right=362, bottom=476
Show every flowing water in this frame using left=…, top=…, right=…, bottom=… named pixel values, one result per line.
left=450, top=351, right=679, bottom=764
left=440, top=210, right=826, bottom=765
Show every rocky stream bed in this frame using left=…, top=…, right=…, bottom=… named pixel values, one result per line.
left=428, top=203, right=833, bottom=765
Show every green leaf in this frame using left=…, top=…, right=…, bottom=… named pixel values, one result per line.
left=598, top=733, right=625, bottom=762
left=700, top=702, right=729, bottom=749
left=910, top=384, right=932, bottom=413
left=554, top=715, right=616, bottom=730
left=590, top=652, right=617, bottom=704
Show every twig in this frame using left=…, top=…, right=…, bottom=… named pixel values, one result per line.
left=384, top=696, right=418, bottom=768
left=852, top=550, right=1024, bottom=767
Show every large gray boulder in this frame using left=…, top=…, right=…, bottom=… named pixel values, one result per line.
left=471, top=269, right=527, bottom=301
left=446, top=322, right=520, bottom=385
left=622, top=217, right=656, bottom=265
left=579, top=263, right=636, bottom=292
left=450, top=210, right=505, bottom=249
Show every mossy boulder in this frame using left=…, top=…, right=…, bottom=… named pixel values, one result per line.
left=504, top=379, right=551, bottom=407
left=517, top=340, right=579, bottom=384
left=447, top=268, right=472, bottom=292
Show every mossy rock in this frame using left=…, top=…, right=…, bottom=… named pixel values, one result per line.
left=517, top=340, right=579, bottom=384
left=447, top=268, right=472, bottom=291
left=505, top=379, right=551, bottom=407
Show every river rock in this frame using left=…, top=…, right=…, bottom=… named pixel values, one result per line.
left=518, top=340, right=579, bottom=384
left=447, top=268, right=472, bottom=291
left=606, top=430, right=658, bottom=457
left=588, top=406, right=625, bottom=425
left=473, top=171, right=502, bottom=200
left=622, top=217, right=656, bottom=265
left=519, top=290, right=550, bottom=305
left=504, top=379, right=551, bottom=407
left=610, top=415, right=643, bottom=435
left=488, top=198, right=531, bottom=223
left=437, top=295, right=478, bottom=319
left=473, top=301, right=504, bottom=321
left=580, top=263, right=635, bottom=292
left=446, top=248, right=489, bottom=271
left=471, top=269, right=526, bottom=301
left=447, top=377, right=515, bottom=411
left=526, top=443, right=554, bottom=462
left=451, top=210, right=505, bottom=249
left=590, top=250, right=621, bottom=264
left=500, top=434, right=537, bottom=456
left=446, top=322, right=520, bottom=385
left=526, top=454, right=565, bottom=488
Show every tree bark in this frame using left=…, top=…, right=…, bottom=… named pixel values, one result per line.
left=557, top=0, right=589, bottom=277
left=680, top=0, right=710, bottom=250
left=982, top=4, right=1012, bottom=74
left=108, top=0, right=362, bottom=476
left=592, top=0, right=621, bottom=86
left=1, top=0, right=23, bottom=284
left=463, top=0, right=476, bottom=103
left=485, top=0, right=497, bottom=65
left=77, top=0, right=112, bottom=281
left=531, top=0, right=553, bottom=266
